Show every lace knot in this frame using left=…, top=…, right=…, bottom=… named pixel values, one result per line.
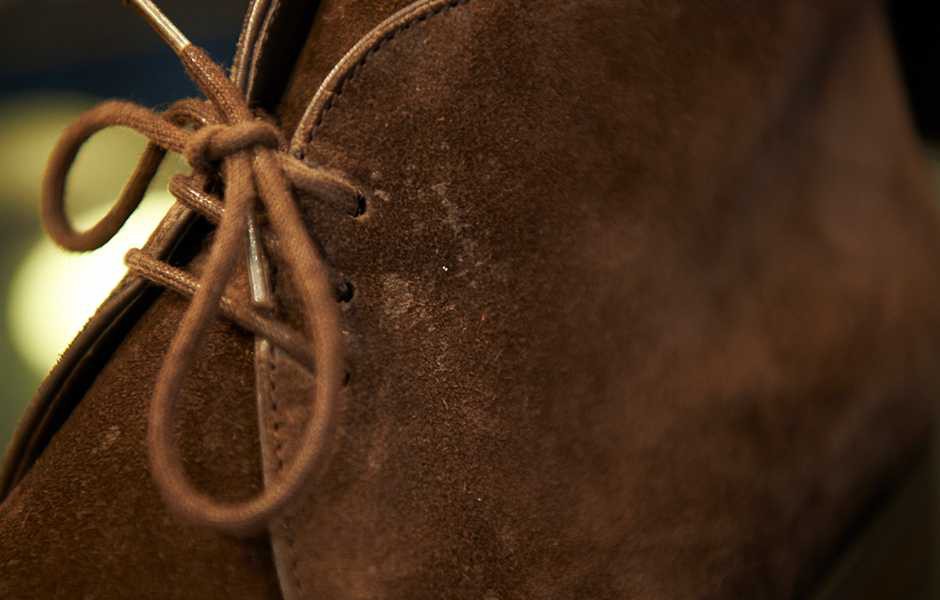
left=41, top=41, right=351, bottom=536
left=184, top=120, right=283, bottom=171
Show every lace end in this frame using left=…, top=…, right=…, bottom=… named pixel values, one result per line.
left=123, top=0, right=190, bottom=54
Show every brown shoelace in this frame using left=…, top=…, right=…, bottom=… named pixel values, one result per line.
left=41, top=7, right=357, bottom=536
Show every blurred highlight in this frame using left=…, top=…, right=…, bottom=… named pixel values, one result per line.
left=0, top=94, right=181, bottom=447
left=8, top=191, right=173, bottom=375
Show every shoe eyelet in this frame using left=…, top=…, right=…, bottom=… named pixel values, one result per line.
left=350, top=193, right=367, bottom=218
left=336, top=279, right=355, bottom=303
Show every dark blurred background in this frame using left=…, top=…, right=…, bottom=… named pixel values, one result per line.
left=890, top=2, right=940, bottom=141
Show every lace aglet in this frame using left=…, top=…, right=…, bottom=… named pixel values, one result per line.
left=122, top=0, right=190, bottom=54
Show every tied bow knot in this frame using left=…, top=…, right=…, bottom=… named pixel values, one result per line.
left=183, top=120, right=284, bottom=172
left=41, top=44, right=354, bottom=536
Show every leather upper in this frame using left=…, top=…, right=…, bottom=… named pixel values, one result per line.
left=263, top=1, right=940, bottom=597
left=2, top=1, right=940, bottom=599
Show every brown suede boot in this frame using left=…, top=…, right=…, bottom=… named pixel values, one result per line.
left=2, top=1, right=938, bottom=598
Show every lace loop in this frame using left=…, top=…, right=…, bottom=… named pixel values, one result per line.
left=42, top=42, right=353, bottom=536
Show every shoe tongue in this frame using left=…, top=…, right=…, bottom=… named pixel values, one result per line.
left=275, top=0, right=417, bottom=133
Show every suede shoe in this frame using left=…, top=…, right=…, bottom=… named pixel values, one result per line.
left=1, top=1, right=939, bottom=599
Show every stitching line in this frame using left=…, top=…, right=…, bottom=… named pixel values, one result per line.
left=248, top=0, right=285, bottom=100
left=252, top=1, right=305, bottom=595
left=272, top=0, right=472, bottom=593
left=264, top=241, right=304, bottom=596
left=299, top=0, right=470, bottom=158
left=268, top=346, right=304, bottom=596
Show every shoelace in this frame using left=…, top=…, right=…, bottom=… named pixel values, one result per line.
left=40, top=1, right=357, bottom=536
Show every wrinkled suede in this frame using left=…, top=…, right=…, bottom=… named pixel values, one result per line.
left=1, top=1, right=938, bottom=599
left=263, top=1, right=940, bottom=598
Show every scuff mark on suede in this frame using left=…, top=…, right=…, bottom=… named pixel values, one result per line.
left=265, top=2, right=940, bottom=598
left=268, top=4, right=475, bottom=595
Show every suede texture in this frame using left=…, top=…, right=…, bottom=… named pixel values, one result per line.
left=0, top=1, right=287, bottom=596
left=0, top=268, right=281, bottom=597
left=277, top=0, right=418, bottom=133
left=262, top=0, right=940, bottom=598
left=0, top=1, right=938, bottom=599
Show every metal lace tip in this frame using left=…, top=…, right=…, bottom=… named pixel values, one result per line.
left=122, top=0, right=190, bottom=54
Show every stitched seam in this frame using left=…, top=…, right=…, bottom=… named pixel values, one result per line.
left=253, top=3, right=301, bottom=593
left=249, top=1, right=305, bottom=595
left=248, top=0, right=285, bottom=99
left=262, top=224, right=301, bottom=595
left=264, top=257, right=304, bottom=597
left=268, top=349, right=304, bottom=596
left=299, top=0, right=471, bottom=158
left=274, top=0, right=472, bottom=592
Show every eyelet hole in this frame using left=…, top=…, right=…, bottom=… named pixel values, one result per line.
left=336, top=280, right=355, bottom=303
left=351, top=193, right=367, bottom=218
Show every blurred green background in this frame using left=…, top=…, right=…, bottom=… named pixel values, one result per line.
left=0, top=0, right=248, bottom=448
